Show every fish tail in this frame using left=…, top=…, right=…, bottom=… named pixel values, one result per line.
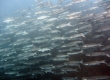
left=106, top=54, right=110, bottom=57
left=102, top=60, right=106, bottom=64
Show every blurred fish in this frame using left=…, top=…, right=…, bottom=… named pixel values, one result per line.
left=83, top=60, right=107, bottom=66
left=82, top=43, right=103, bottom=49
left=101, top=45, right=110, bottom=51
left=82, top=77, right=98, bottom=80
left=67, top=50, right=83, bottom=55
left=62, top=40, right=84, bottom=47
left=61, top=68, right=78, bottom=72
left=53, top=57, right=69, bottom=61
left=5, top=71, right=18, bottom=75
left=62, top=77, right=78, bottom=80
left=85, top=52, right=110, bottom=57
left=40, top=64, right=55, bottom=70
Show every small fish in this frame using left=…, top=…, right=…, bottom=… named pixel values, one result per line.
left=3, top=18, right=14, bottom=23
left=62, top=77, right=78, bottom=80
left=82, top=43, right=103, bottom=49
left=62, top=41, right=84, bottom=47
left=83, top=60, right=107, bottom=66
left=96, top=26, right=110, bottom=32
left=56, top=54, right=69, bottom=58
left=92, top=34, right=105, bottom=39
left=85, top=52, right=109, bottom=57
left=38, top=52, right=51, bottom=57
left=37, top=16, right=49, bottom=20
left=46, top=18, right=58, bottom=22
left=64, top=62, right=81, bottom=69
left=5, top=71, right=18, bottom=75
left=53, top=57, right=69, bottom=61
left=0, top=64, right=14, bottom=68
left=82, top=77, right=98, bottom=80
left=65, top=30, right=77, bottom=35
left=70, top=33, right=85, bottom=39
left=61, top=68, right=78, bottom=72
left=58, top=48, right=71, bottom=53
left=93, top=76, right=110, bottom=80
left=49, top=30, right=60, bottom=33
left=75, top=24, right=92, bottom=32
left=56, top=22, right=72, bottom=28
left=55, top=64, right=65, bottom=69
left=42, top=69, right=54, bottom=73
left=38, top=48, right=51, bottom=52
left=101, top=45, right=110, bottom=51
left=52, top=36, right=64, bottom=41
left=67, top=50, right=83, bottom=55
left=40, top=64, right=55, bottom=70
left=16, top=73, right=26, bottom=77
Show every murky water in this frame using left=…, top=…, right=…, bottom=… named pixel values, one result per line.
left=0, top=0, right=110, bottom=80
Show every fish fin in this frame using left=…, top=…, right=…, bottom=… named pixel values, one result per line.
left=67, top=22, right=71, bottom=26
left=81, top=33, right=85, bottom=37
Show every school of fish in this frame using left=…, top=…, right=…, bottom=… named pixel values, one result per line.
left=0, top=0, right=110, bottom=80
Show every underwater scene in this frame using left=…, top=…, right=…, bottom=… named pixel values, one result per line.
left=0, top=0, right=110, bottom=80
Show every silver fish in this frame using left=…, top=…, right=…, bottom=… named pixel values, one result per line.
left=85, top=52, right=109, bottom=57
left=67, top=50, right=83, bottom=55
left=83, top=60, right=107, bottom=66
left=61, top=68, right=78, bottom=72
left=62, top=77, right=78, bottom=80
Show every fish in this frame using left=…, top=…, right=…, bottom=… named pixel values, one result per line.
left=5, top=71, right=18, bottom=75
left=61, top=68, right=78, bottom=72
left=83, top=60, right=107, bottom=66
left=53, top=57, right=69, bottom=61
left=82, top=43, right=103, bottom=49
left=82, top=77, right=98, bottom=80
left=62, top=40, right=84, bottom=47
left=38, top=48, right=51, bottom=52
left=46, top=18, right=58, bottom=22
left=64, top=61, right=82, bottom=69
left=93, top=76, right=110, bottom=80
left=15, top=73, right=26, bottom=77
left=69, top=33, right=85, bottom=39
left=40, top=64, right=55, bottom=70
left=56, top=54, right=69, bottom=58
left=85, top=52, right=110, bottom=57
left=75, top=24, right=92, bottom=32
left=42, top=69, right=54, bottom=73
left=0, top=63, right=14, bottom=69
left=37, top=52, right=51, bottom=57
left=3, top=18, right=14, bottom=23
left=62, top=77, right=78, bottom=80
left=56, top=22, right=72, bottom=28
left=96, top=26, right=110, bottom=32
left=92, top=34, right=105, bottom=39
left=67, top=50, right=83, bottom=55
left=101, top=45, right=110, bottom=51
